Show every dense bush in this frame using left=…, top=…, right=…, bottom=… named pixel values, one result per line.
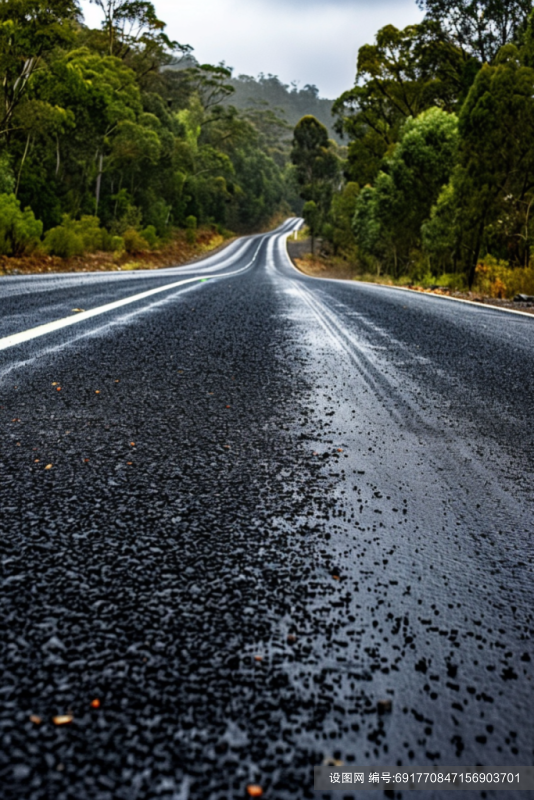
left=0, top=194, right=43, bottom=256
left=43, top=216, right=124, bottom=258
left=122, top=229, right=149, bottom=253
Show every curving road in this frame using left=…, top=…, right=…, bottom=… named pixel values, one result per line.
left=0, top=220, right=532, bottom=800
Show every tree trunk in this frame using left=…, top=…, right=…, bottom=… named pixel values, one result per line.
left=15, top=134, right=31, bottom=196
left=467, top=220, right=484, bottom=289
left=95, top=152, right=104, bottom=216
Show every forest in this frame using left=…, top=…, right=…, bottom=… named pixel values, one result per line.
left=294, top=0, right=534, bottom=296
left=2, top=0, right=534, bottom=297
left=0, top=0, right=300, bottom=261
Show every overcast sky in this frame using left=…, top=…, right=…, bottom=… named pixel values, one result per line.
left=79, top=0, right=423, bottom=98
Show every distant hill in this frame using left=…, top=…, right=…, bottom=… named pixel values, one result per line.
left=226, top=74, right=340, bottom=143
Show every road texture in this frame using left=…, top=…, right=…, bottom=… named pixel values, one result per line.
left=0, top=220, right=532, bottom=800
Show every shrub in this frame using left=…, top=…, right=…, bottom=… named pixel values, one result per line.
left=122, top=228, right=149, bottom=253
left=0, top=194, right=43, bottom=255
left=185, top=214, right=197, bottom=244
left=43, top=219, right=84, bottom=258
left=44, top=215, right=124, bottom=257
left=140, top=225, right=158, bottom=249
left=0, top=156, right=15, bottom=195
left=475, top=256, right=534, bottom=298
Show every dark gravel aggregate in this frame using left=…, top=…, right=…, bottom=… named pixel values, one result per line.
left=0, top=224, right=533, bottom=800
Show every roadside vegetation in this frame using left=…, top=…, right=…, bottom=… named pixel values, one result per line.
left=0, top=0, right=301, bottom=271
left=290, top=0, right=534, bottom=299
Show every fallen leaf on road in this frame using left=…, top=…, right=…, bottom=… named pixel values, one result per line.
left=52, top=714, right=73, bottom=725
left=51, top=382, right=59, bottom=386
left=95, top=390, right=100, bottom=394
left=56, top=387, right=61, bottom=392
left=34, top=459, right=39, bottom=463
left=246, top=786, right=263, bottom=797
left=130, top=442, right=135, bottom=446
left=45, top=464, right=53, bottom=470
left=84, top=459, right=90, bottom=463
left=254, top=655, right=263, bottom=662
left=90, top=699, right=100, bottom=709
left=29, top=715, right=41, bottom=725
left=225, top=405, right=231, bottom=409
left=377, top=699, right=392, bottom=714
left=337, top=448, right=343, bottom=452
left=71, top=308, right=84, bottom=313
left=287, top=635, right=297, bottom=644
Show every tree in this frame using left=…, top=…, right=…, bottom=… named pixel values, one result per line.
left=333, top=22, right=472, bottom=186
left=0, top=0, right=79, bottom=140
left=418, top=0, right=532, bottom=63
left=442, top=40, right=534, bottom=284
left=352, top=107, right=459, bottom=274
left=291, top=115, right=339, bottom=220
left=302, top=200, right=321, bottom=254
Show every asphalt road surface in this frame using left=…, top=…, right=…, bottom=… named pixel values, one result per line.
left=0, top=220, right=532, bottom=800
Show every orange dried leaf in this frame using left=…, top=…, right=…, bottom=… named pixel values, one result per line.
left=337, top=448, right=343, bottom=452
left=90, top=699, right=100, bottom=709
left=56, top=387, right=61, bottom=392
left=130, top=442, right=135, bottom=446
left=29, top=715, right=42, bottom=725
left=333, top=575, right=340, bottom=581
left=53, top=714, right=73, bottom=726
left=247, top=786, right=263, bottom=798
left=45, top=464, right=53, bottom=470
left=254, top=655, right=263, bottom=662
left=95, top=390, right=100, bottom=395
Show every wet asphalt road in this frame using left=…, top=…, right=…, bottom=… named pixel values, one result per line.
left=0, top=220, right=533, bottom=800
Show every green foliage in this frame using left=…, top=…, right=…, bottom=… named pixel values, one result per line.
left=140, top=224, right=158, bottom=248
left=352, top=108, right=458, bottom=274
left=0, top=193, right=42, bottom=255
left=417, top=0, right=532, bottom=64
left=43, top=215, right=123, bottom=257
left=0, top=3, right=293, bottom=258
left=225, top=73, right=340, bottom=143
left=185, top=214, right=197, bottom=244
left=302, top=201, right=320, bottom=255
left=0, top=154, right=15, bottom=194
left=291, top=115, right=339, bottom=236
left=122, top=228, right=149, bottom=252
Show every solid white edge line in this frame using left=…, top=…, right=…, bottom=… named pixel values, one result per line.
left=281, top=229, right=534, bottom=321
left=0, top=235, right=268, bottom=352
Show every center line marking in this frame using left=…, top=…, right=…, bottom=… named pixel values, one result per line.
left=0, top=239, right=265, bottom=353
left=0, top=276, right=204, bottom=352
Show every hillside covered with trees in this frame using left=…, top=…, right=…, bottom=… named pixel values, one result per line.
left=293, top=0, right=534, bottom=297
left=0, top=0, right=299, bottom=262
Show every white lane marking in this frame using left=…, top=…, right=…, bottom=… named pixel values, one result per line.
left=279, top=227, right=534, bottom=321
left=0, top=238, right=265, bottom=352
left=0, top=276, right=203, bottom=351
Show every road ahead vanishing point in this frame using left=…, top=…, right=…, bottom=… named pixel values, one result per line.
left=0, top=220, right=532, bottom=799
